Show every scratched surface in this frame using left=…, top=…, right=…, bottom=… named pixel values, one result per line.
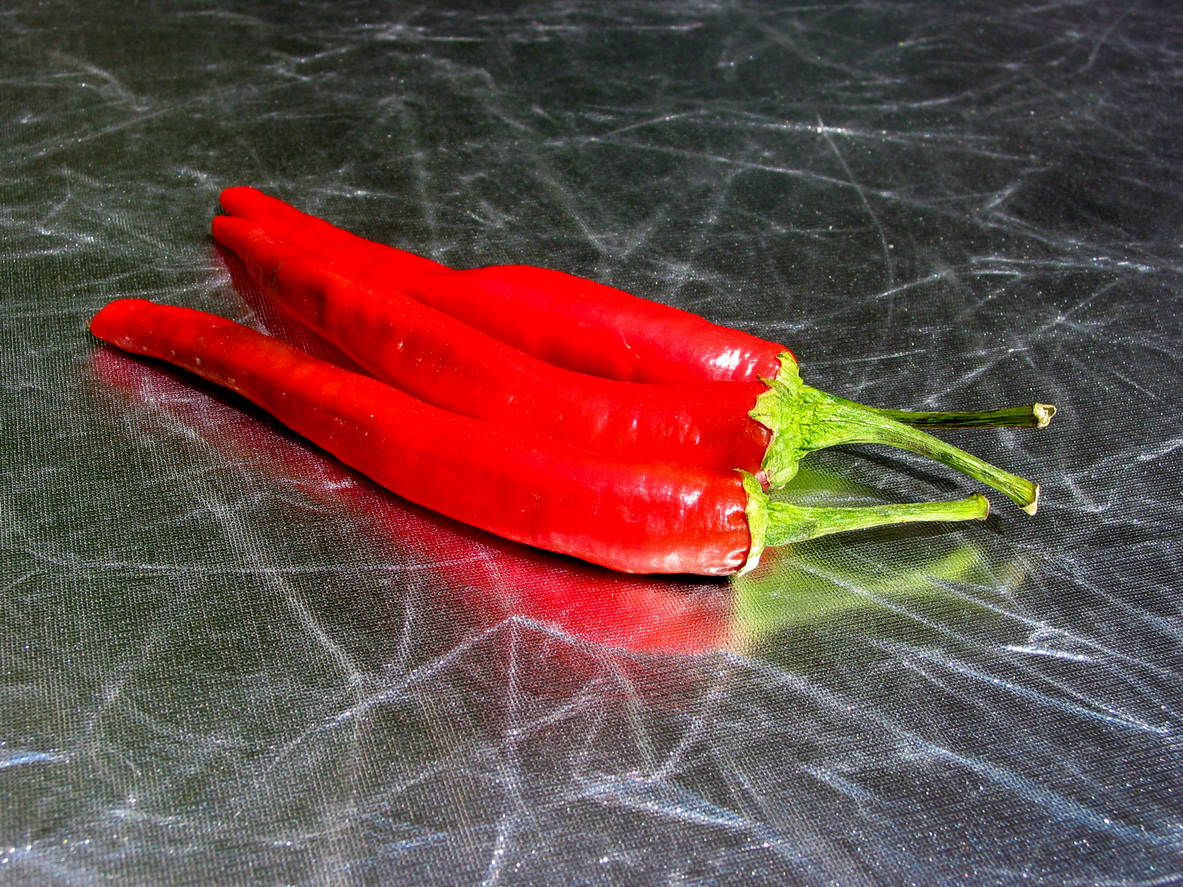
left=2, top=1, right=1182, bottom=884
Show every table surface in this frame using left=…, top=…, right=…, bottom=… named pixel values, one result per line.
left=3, top=2, right=1182, bottom=885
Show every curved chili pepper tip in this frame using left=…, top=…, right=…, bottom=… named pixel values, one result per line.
left=751, top=354, right=1041, bottom=513
left=739, top=473, right=991, bottom=575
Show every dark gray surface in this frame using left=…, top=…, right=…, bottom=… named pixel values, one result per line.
left=3, top=1, right=1182, bottom=884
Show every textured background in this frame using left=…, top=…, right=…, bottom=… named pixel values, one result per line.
left=3, top=1, right=1182, bottom=885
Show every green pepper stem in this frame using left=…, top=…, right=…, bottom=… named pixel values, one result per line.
left=875, top=403, right=1055, bottom=429
left=741, top=473, right=989, bottom=573
left=752, top=356, right=1040, bottom=513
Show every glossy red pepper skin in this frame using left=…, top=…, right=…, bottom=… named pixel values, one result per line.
left=212, top=215, right=774, bottom=477
left=89, top=299, right=754, bottom=575
left=219, top=186, right=791, bottom=384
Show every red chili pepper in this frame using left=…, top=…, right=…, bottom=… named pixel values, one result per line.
left=211, top=214, right=1041, bottom=512
left=219, top=186, right=780, bottom=384
left=217, top=185, right=1055, bottom=430
left=89, top=299, right=991, bottom=575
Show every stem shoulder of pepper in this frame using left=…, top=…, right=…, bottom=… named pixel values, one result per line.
left=740, top=472, right=770, bottom=574
left=750, top=354, right=1041, bottom=513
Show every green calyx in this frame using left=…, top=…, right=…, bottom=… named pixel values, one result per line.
left=740, top=471, right=990, bottom=575
left=750, top=354, right=1042, bottom=514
